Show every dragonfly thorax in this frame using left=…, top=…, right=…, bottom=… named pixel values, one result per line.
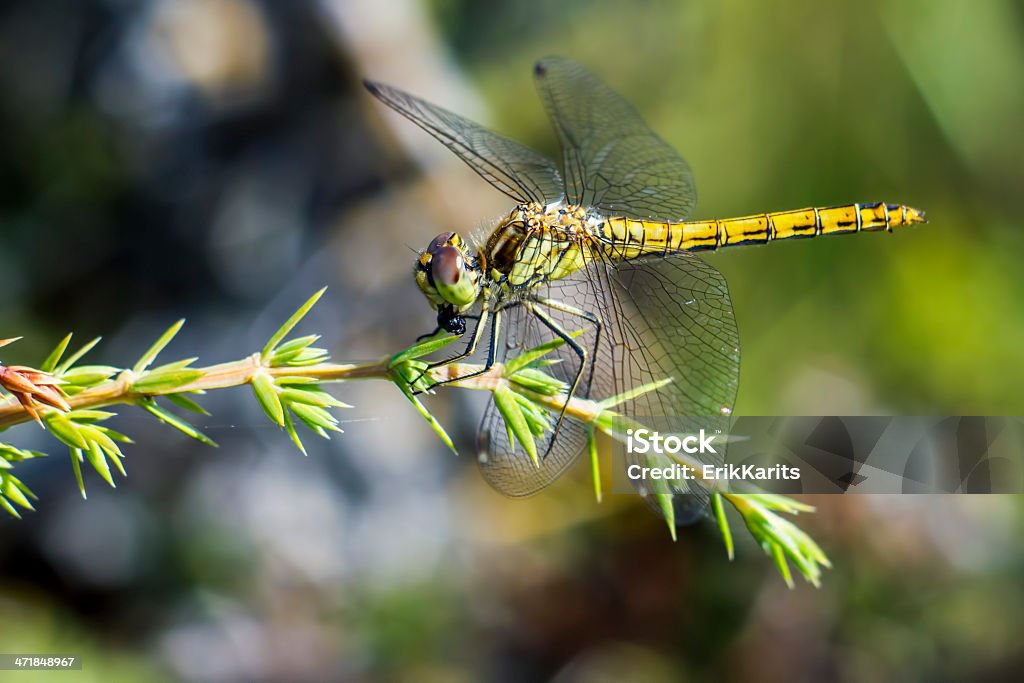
left=485, top=203, right=593, bottom=287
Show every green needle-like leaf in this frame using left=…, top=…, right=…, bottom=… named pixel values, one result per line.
left=272, top=334, right=320, bottom=356
left=262, top=287, right=327, bottom=361
left=275, top=376, right=320, bottom=386
left=166, top=392, right=210, bottom=415
left=713, top=493, right=734, bottom=561
left=45, top=413, right=88, bottom=450
left=642, top=452, right=678, bottom=540
left=139, top=399, right=217, bottom=446
left=65, top=409, right=117, bottom=424
left=290, top=403, right=342, bottom=435
left=70, top=449, right=86, bottom=499
left=598, top=378, right=673, bottom=410
left=397, top=384, right=457, bottom=455
left=61, top=365, right=120, bottom=387
left=0, top=497, right=21, bottom=518
left=149, top=358, right=198, bottom=373
left=494, top=386, right=538, bottom=467
left=12, top=476, right=37, bottom=502
left=0, top=470, right=37, bottom=518
left=751, top=493, right=816, bottom=514
left=279, top=388, right=349, bottom=409
left=41, top=333, right=73, bottom=372
left=507, top=368, right=567, bottom=395
left=282, top=410, right=307, bottom=456
left=513, top=393, right=550, bottom=437
left=769, top=542, right=794, bottom=588
left=587, top=426, right=602, bottom=503
left=55, top=336, right=102, bottom=374
left=388, top=333, right=459, bottom=367
left=252, top=372, right=284, bottom=427
left=766, top=516, right=820, bottom=582
left=503, top=330, right=584, bottom=376
left=655, top=493, right=678, bottom=541
left=80, top=425, right=122, bottom=459
left=729, top=494, right=829, bottom=586
left=390, top=358, right=435, bottom=395
left=2, top=476, right=35, bottom=511
left=133, top=320, right=185, bottom=374
left=83, top=441, right=115, bottom=488
left=109, top=456, right=127, bottom=478
left=276, top=348, right=330, bottom=367
left=132, top=369, right=204, bottom=393
left=269, top=335, right=323, bottom=365
left=0, top=444, right=47, bottom=462
left=100, top=426, right=129, bottom=443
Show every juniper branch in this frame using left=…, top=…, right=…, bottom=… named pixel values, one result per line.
left=0, top=290, right=829, bottom=586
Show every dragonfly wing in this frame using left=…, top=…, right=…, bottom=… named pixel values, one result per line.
left=593, top=252, right=740, bottom=518
left=533, top=56, right=697, bottom=222
left=476, top=299, right=594, bottom=497
left=601, top=253, right=740, bottom=422
left=477, top=399, right=589, bottom=498
left=475, top=249, right=739, bottom=519
left=365, top=80, right=564, bottom=205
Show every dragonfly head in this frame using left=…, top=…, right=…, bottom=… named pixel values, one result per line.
left=415, top=232, right=481, bottom=334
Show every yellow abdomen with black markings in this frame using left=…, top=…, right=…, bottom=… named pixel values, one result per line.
left=487, top=202, right=925, bottom=290
left=597, top=202, right=926, bottom=260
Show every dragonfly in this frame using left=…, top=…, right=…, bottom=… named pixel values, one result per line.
left=365, top=57, right=924, bottom=522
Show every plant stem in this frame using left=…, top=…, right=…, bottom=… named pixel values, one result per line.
left=0, top=355, right=392, bottom=429
left=0, top=351, right=759, bottom=512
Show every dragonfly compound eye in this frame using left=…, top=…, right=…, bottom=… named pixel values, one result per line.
left=430, top=245, right=477, bottom=307
left=427, top=232, right=456, bottom=253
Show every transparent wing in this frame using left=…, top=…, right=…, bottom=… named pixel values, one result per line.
left=601, top=254, right=739, bottom=424
left=533, top=57, right=697, bottom=221
left=597, top=253, right=739, bottom=518
left=476, top=298, right=595, bottom=497
left=477, top=245, right=740, bottom=520
left=365, top=80, right=564, bottom=205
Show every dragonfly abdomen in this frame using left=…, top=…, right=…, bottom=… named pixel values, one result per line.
left=599, top=203, right=925, bottom=258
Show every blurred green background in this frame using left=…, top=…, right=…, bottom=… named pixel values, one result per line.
left=1, top=0, right=1022, bottom=681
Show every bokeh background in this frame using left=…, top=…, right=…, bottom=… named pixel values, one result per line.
left=1, top=0, right=1022, bottom=680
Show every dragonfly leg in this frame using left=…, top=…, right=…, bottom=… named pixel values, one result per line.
left=523, top=299, right=601, bottom=451
left=421, top=308, right=503, bottom=392
left=414, top=304, right=499, bottom=393
left=528, top=296, right=603, bottom=398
